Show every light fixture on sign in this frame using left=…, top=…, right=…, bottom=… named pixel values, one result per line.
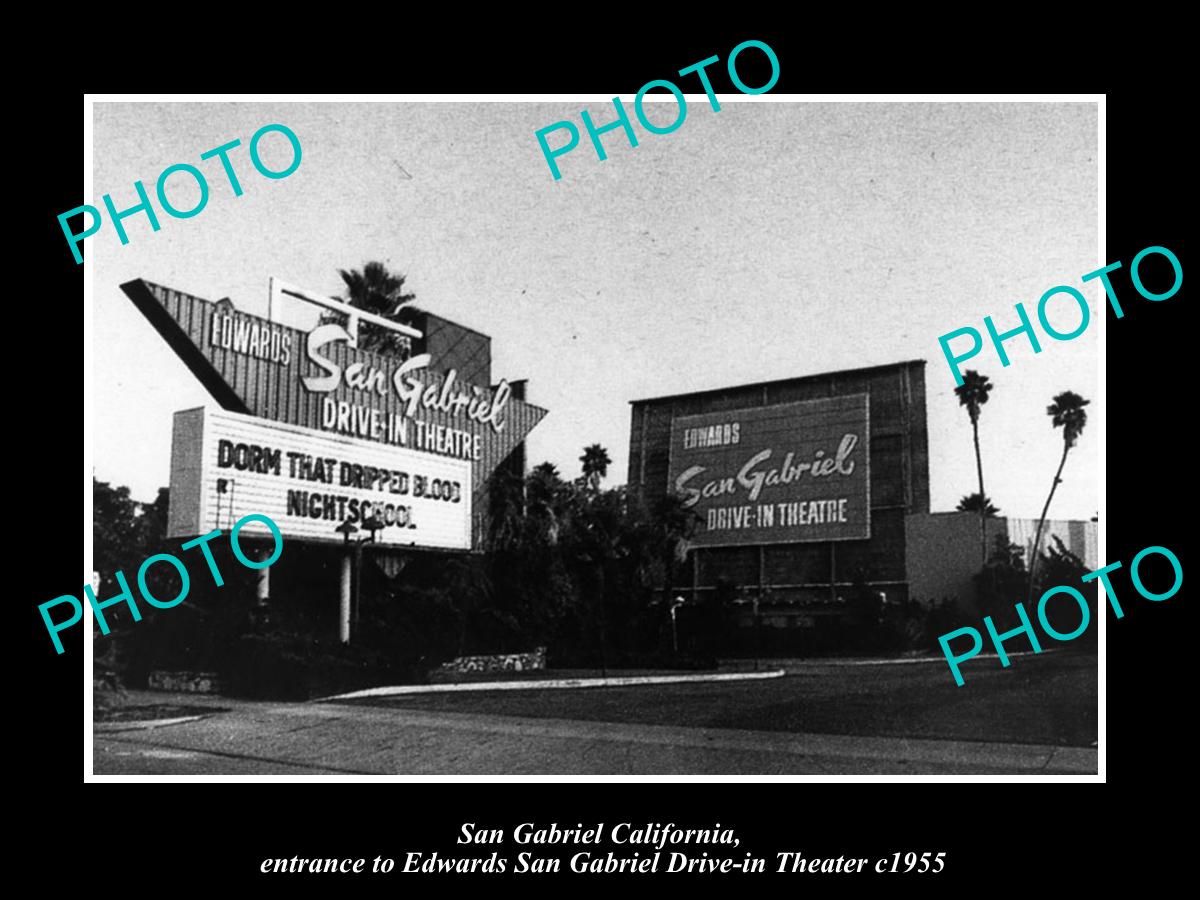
left=267, top=277, right=424, bottom=345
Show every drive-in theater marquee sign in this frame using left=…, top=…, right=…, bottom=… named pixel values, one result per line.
left=667, top=394, right=870, bottom=547
left=122, top=278, right=547, bottom=551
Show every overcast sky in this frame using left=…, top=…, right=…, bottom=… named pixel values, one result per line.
left=91, top=99, right=1099, bottom=520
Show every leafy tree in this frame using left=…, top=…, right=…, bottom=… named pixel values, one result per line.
left=527, top=462, right=570, bottom=545
left=93, top=480, right=180, bottom=613
left=92, top=478, right=144, bottom=687
left=443, top=556, right=496, bottom=657
left=530, top=461, right=561, bottom=482
left=485, top=465, right=526, bottom=552
left=973, top=533, right=1028, bottom=626
left=987, top=533, right=1027, bottom=570
left=131, top=486, right=182, bottom=611
left=954, top=370, right=994, bottom=564
left=482, top=459, right=583, bottom=657
left=321, top=261, right=419, bottom=357
left=92, top=480, right=185, bottom=689
left=565, top=475, right=625, bottom=669
left=477, top=447, right=709, bottom=667
left=1038, top=534, right=1088, bottom=584
left=93, top=479, right=142, bottom=597
left=956, top=492, right=1000, bottom=517
left=137, top=487, right=170, bottom=547
left=1036, top=535, right=1097, bottom=648
left=651, top=491, right=702, bottom=607
left=1027, top=391, right=1090, bottom=602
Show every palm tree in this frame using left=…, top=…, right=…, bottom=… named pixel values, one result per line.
left=322, top=261, right=419, bottom=357
left=530, top=462, right=561, bottom=483
left=1027, top=391, right=1090, bottom=602
left=579, top=444, right=612, bottom=494
left=954, top=370, right=994, bottom=565
left=526, top=462, right=567, bottom=545
left=956, top=492, right=1000, bottom=517
left=485, top=467, right=525, bottom=552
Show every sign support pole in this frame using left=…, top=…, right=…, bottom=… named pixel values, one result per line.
left=255, top=547, right=271, bottom=605
left=339, top=553, right=352, bottom=644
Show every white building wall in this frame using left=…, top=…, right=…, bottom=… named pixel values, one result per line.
left=1005, top=518, right=1097, bottom=570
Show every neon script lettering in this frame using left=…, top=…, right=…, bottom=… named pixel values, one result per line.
left=675, top=433, right=859, bottom=507
left=304, top=325, right=512, bottom=433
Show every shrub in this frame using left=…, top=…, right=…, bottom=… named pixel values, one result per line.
left=224, top=632, right=411, bottom=700
left=973, top=534, right=1030, bottom=631
left=1035, top=536, right=1097, bottom=649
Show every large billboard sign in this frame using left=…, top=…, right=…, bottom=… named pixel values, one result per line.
left=122, top=278, right=546, bottom=548
left=169, top=407, right=473, bottom=550
left=668, top=395, right=870, bottom=547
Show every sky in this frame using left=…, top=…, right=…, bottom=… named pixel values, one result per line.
left=90, top=99, right=1099, bottom=520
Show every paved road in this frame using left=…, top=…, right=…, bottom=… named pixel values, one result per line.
left=93, top=690, right=1096, bottom=775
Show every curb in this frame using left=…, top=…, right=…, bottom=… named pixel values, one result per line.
left=95, top=715, right=207, bottom=733
left=1043, top=746, right=1098, bottom=774
left=316, top=668, right=787, bottom=702
left=734, top=647, right=1063, bottom=668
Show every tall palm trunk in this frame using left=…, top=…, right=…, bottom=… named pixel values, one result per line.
left=1027, top=441, right=1071, bottom=604
left=972, top=417, right=987, bottom=565
left=662, top=544, right=676, bottom=609
left=596, top=559, right=608, bottom=677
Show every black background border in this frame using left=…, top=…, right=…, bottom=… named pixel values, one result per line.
left=21, top=27, right=1189, bottom=890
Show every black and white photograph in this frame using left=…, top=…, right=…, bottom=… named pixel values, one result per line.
left=78, top=94, right=1106, bottom=778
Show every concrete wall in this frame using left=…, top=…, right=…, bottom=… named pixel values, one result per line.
left=1007, top=517, right=1097, bottom=570
left=167, top=407, right=206, bottom=538
left=906, top=512, right=1098, bottom=613
left=628, top=360, right=930, bottom=614
left=905, top=512, right=1009, bottom=612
